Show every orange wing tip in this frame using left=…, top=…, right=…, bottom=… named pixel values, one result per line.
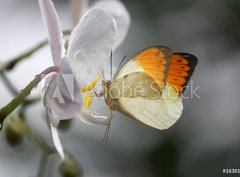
left=167, top=53, right=198, bottom=94
left=166, top=77, right=186, bottom=93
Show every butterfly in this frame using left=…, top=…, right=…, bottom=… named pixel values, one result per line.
left=81, top=46, right=197, bottom=133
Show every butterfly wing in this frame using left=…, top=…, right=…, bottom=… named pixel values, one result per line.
left=114, top=46, right=172, bottom=89
left=117, top=93, right=183, bottom=130
left=167, top=53, right=198, bottom=93
left=109, top=71, right=183, bottom=130
left=109, top=46, right=197, bottom=129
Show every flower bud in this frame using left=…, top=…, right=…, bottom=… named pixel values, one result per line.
left=5, top=116, right=26, bottom=147
left=59, top=155, right=83, bottom=177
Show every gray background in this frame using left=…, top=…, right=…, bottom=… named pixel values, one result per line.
left=0, top=0, right=240, bottom=177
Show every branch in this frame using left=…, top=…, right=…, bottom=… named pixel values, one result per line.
left=0, top=66, right=60, bottom=129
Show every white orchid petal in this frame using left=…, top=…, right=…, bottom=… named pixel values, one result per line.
left=67, top=8, right=117, bottom=87
left=42, top=74, right=55, bottom=98
left=45, top=109, right=64, bottom=159
left=43, top=60, right=82, bottom=120
left=39, top=0, right=64, bottom=66
left=50, top=122, right=65, bottom=159
left=94, top=0, right=131, bottom=50
left=78, top=106, right=112, bottom=126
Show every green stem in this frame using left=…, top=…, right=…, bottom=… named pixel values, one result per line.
left=0, top=66, right=60, bottom=129
left=0, top=71, right=41, bottom=118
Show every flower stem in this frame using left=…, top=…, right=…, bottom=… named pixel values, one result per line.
left=0, top=66, right=60, bottom=129
left=0, top=71, right=41, bottom=118
left=1, top=71, right=41, bottom=104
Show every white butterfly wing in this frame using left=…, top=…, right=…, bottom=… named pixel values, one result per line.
left=110, top=71, right=183, bottom=130
left=117, top=94, right=183, bottom=130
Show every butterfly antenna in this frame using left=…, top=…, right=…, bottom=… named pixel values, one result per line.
left=110, top=50, right=113, bottom=81
left=102, top=107, right=113, bottom=144
left=118, top=55, right=127, bottom=71
left=114, top=55, right=127, bottom=78
left=101, top=70, right=105, bottom=81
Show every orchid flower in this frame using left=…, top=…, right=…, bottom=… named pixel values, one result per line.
left=75, top=0, right=131, bottom=125
left=39, top=0, right=130, bottom=158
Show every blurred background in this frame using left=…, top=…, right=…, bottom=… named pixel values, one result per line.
left=1, top=0, right=240, bottom=177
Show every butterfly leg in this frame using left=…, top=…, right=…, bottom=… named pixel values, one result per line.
left=102, top=117, right=112, bottom=144
left=92, top=89, right=100, bottom=97
left=99, top=106, right=112, bottom=144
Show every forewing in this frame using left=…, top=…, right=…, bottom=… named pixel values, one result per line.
left=167, top=53, right=198, bottom=93
left=110, top=72, right=161, bottom=99
left=114, top=46, right=172, bottom=90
